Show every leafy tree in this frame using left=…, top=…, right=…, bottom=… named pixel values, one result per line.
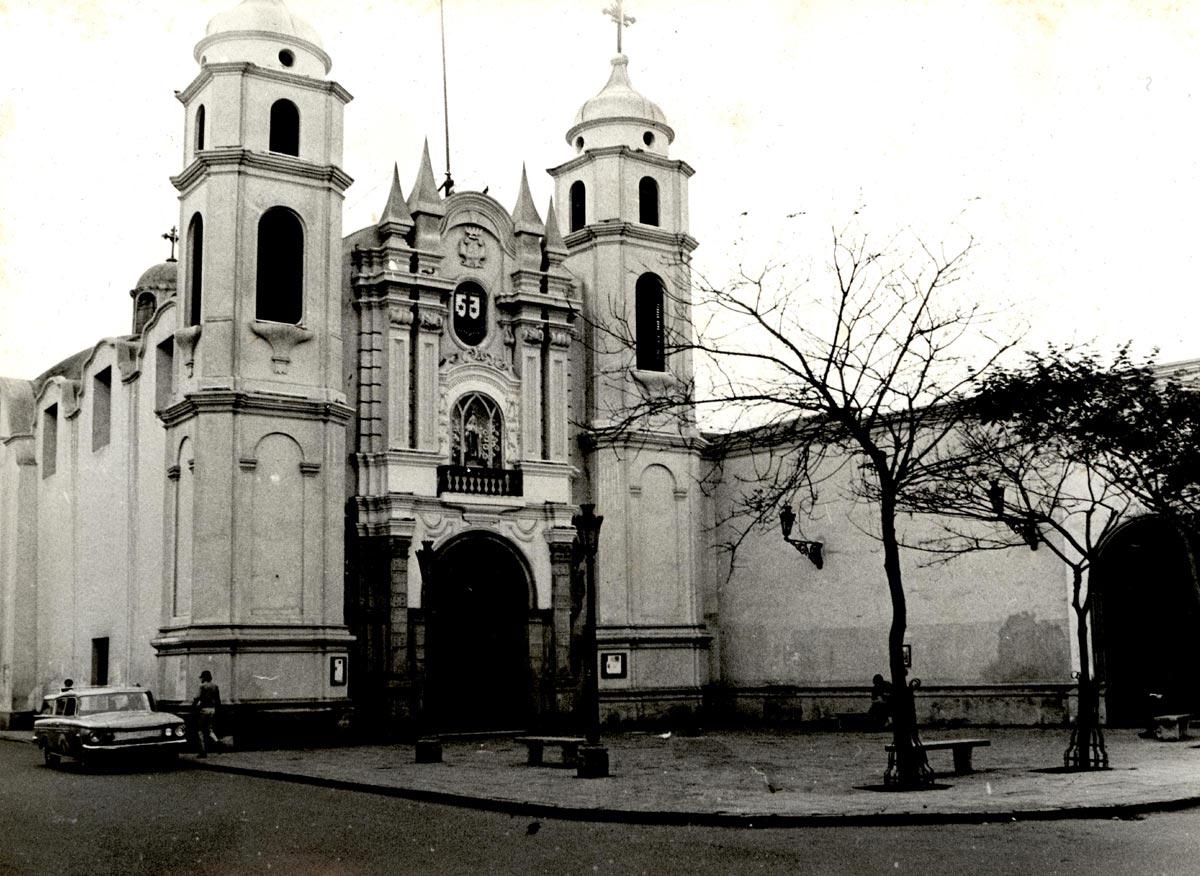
left=907, top=346, right=1200, bottom=768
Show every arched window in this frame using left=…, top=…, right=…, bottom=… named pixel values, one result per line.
left=195, top=104, right=206, bottom=151
left=134, top=292, right=156, bottom=334
left=451, top=393, right=503, bottom=468
left=638, top=176, right=660, bottom=226
left=635, top=273, right=666, bottom=372
left=569, top=180, right=586, bottom=232
left=187, top=213, right=203, bottom=327
left=256, top=208, right=303, bottom=324
left=269, top=99, right=300, bottom=156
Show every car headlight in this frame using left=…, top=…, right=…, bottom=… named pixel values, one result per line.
left=173, top=725, right=186, bottom=738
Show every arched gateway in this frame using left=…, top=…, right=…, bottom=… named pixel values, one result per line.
left=424, top=532, right=535, bottom=733
left=1093, top=517, right=1200, bottom=726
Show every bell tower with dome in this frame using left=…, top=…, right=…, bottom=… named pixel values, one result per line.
left=150, top=0, right=356, bottom=732
left=550, top=34, right=710, bottom=724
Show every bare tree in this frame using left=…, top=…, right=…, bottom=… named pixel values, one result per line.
left=584, top=220, right=1020, bottom=788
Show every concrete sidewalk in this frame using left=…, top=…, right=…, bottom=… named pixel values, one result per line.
left=9, top=726, right=1200, bottom=825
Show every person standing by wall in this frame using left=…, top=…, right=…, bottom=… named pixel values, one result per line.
left=192, top=670, right=221, bottom=757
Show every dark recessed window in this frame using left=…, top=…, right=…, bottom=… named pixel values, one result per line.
left=42, top=404, right=58, bottom=478
left=639, top=176, right=660, bottom=227
left=256, top=207, right=304, bottom=324
left=269, top=99, right=300, bottom=156
left=635, top=273, right=666, bottom=372
left=575, top=136, right=585, bottom=152
left=195, top=104, right=206, bottom=151
left=91, top=638, right=109, bottom=686
left=92, top=367, right=111, bottom=451
left=188, top=213, right=203, bottom=327
left=643, top=131, right=655, bottom=147
left=156, top=339, right=175, bottom=412
left=278, top=49, right=295, bottom=67
left=569, top=181, right=586, bottom=232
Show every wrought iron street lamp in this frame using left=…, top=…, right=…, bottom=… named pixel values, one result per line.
left=412, top=539, right=441, bottom=763
left=779, top=504, right=824, bottom=569
left=572, top=503, right=608, bottom=778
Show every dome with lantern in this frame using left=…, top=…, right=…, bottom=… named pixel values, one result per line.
left=194, top=0, right=331, bottom=77
left=567, top=54, right=674, bottom=157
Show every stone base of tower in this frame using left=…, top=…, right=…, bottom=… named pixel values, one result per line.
left=595, top=624, right=711, bottom=730
left=152, top=624, right=355, bottom=743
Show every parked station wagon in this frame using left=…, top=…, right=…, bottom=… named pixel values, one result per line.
left=33, top=686, right=187, bottom=767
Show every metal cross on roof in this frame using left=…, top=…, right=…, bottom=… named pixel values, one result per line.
left=162, top=226, right=179, bottom=262
left=602, top=0, right=635, bottom=54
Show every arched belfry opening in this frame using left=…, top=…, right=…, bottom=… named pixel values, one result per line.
left=1092, top=516, right=1200, bottom=725
left=423, top=532, right=536, bottom=732
left=269, top=99, right=300, bottom=156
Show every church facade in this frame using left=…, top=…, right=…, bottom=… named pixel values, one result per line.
left=1, top=0, right=1190, bottom=735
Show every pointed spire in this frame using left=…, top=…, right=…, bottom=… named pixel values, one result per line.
left=543, top=197, right=567, bottom=257
left=378, top=163, right=413, bottom=234
left=407, top=139, right=443, bottom=213
left=512, top=164, right=543, bottom=233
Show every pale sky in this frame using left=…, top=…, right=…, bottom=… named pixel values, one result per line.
left=1, top=0, right=1197, bottom=379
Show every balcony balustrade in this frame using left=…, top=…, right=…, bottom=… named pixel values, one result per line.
left=436, top=465, right=523, bottom=497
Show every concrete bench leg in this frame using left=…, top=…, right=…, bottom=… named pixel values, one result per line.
left=561, top=743, right=580, bottom=766
left=415, top=737, right=442, bottom=764
left=951, top=747, right=973, bottom=774
left=525, top=743, right=544, bottom=766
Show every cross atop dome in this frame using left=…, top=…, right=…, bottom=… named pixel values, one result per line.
left=602, top=0, right=635, bottom=54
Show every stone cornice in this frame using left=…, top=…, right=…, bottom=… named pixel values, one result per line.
left=578, top=427, right=706, bottom=454
left=160, top=389, right=353, bottom=427
left=494, top=282, right=581, bottom=311
left=172, top=148, right=354, bottom=194
left=564, top=222, right=698, bottom=254
left=596, top=624, right=713, bottom=648
left=549, top=145, right=695, bottom=178
left=176, top=62, right=352, bottom=106
left=151, top=624, right=356, bottom=653
left=2, top=433, right=36, bottom=466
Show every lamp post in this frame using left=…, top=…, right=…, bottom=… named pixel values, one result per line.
left=572, top=503, right=608, bottom=778
left=412, top=540, right=441, bottom=763
left=779, top=504, right=824, bottom=569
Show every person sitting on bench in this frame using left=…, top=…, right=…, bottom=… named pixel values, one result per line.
left=867, top=673, right=894, bottom=730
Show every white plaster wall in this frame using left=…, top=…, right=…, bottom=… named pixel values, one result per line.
left=712, top=443, right=1073, bottom=689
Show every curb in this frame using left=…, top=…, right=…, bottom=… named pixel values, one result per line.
left=188, top=758, right=1200, bottom=828
left=9, top=732, right=1199, bottom=827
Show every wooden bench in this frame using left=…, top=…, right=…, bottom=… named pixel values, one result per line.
left=1153, top=714, right=1191, bottom=741
left=515, top=736, right=586, bottom=767
left=885, top=738, right=990, bottom=778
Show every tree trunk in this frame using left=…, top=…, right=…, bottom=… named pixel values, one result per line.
left=880, top=489, right=932, bottom=788
left=1065, top=566, right=1107, bottom=769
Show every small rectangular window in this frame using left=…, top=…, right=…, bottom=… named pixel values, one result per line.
left=42, top=404, right=58, bottom=478
left=91, top=637, right=109, bottom=686
left=156, top=338, right=175, bottom=411
left=92, top=367, right=112, bottom=451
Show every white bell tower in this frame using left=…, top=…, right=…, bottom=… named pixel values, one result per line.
left=152, top=0, right=355, bottom=734
left=549, top=15, right=710, bottom=724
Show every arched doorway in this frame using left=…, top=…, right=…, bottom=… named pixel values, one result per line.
left=1093, top=517, right=1200, bottom=725
left=424, top=532, right=534, bottom=733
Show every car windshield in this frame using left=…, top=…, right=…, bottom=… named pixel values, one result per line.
left=76, top=692, right=152, bottom=715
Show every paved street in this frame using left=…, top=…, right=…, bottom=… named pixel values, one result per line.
left=3, top=740, right=1200, bottom=876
